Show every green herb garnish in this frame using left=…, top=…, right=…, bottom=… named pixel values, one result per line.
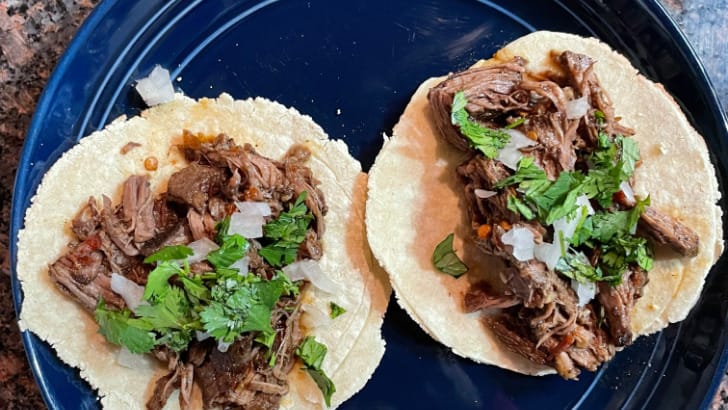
left=329, top=302, right=346, bottom=319
left=296, top=336, right=336, bottom=407
left=259, top=192, right=313, bottom=267
left=143, top=245, right=193, bottom=264
left=432, top=233, right=468, bottom=277
left=451, top=91, right=511, bottom=158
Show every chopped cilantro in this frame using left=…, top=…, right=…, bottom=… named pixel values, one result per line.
left=329, top=302, right=346, bottom=319
left=95, top=300, right=156, bottom=354
left=200, top=273, right=297, bottom=344
left=451, top=91, right=510, bottom=158
left=507, top=194, right=535, bottom=220
left=432, top=233, right=468, bottom=277
left=259, top=192, right=313, bottom=267
left=143, top=245, right=193, bottom=264
left=296, top=336, right=336, bottom=407
left=207, top=233, right=249, bottom=268
left=143, top=261, right=186, bottom=303
left=492, top=130, right=652, bottom=286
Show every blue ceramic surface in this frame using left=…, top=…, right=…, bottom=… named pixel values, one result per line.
left=10, top=0, right=728, bottom=409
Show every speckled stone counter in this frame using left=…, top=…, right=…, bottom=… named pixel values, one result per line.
left=0, top=1, right=726, bottom=409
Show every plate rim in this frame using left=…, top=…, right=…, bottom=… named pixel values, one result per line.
left=9, top=0, right=728, bottom=409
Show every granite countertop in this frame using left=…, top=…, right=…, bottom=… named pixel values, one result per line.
left=0, top=1, right=726, bottom=409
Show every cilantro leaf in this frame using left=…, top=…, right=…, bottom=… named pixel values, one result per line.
left=200, top=273, right=293, bottom=345
left=507, top=194, right=535, bottom=220
left=329, top=302, right=346, bottom=319
left=617, top=136, right=640, bottom=179
left=155, top=329, right=194, bottom=352
left=207, top=234, right=249, bottom=268
left=143, top=245, right=193, bottom=264
left=95, top=300, right=156, bottom=354
left=451, top=91, right=510, bottom=158
left=260, top=192, right=313, bottom=267
left=135, top=287, right=194, bottom=331
left=432, top=233, right=468, bottom=277
left=199, top=302, right=234, bottom=342
left=296, top=336, right=336, bottom=406
left=305, top=368, right=336, bottom=407
left=144, top=262, right=186, bottom=303
left=215, top=216, right=232, bottom=243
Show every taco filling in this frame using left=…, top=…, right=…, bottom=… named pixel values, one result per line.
left=48, top=132, right=338, bottom=408
left=427, top=51, right=700, bottom=379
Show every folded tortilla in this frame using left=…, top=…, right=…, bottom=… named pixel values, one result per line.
left=17, top=93, right=390, bottom=408
left=366, top=31, right=723, bottom=375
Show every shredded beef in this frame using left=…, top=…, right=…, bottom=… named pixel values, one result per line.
left=639, top=206, right=700, bottom=256
left=435, top=50, right=699, bottom=379
left=48, top=132, right=326, bottom=409
left=428, top=58, right=529, bottom=151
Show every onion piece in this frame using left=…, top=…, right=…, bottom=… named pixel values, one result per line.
left=217, top=340, right=232, bottom=353
left=497, top=129, right=538, bottom=170
left=228, top=211, right=265, bottom=238
left=110, top=273, right=146, bottom=313
left=282, top=260, right=339, bottom=294
left=571, top=279, right=596, bottom=306
left=185, top=237, right=220, bottom=264
left=474, top=189, right=497, bottom=199
left=195, top=331, right=211, bottom=341
left=501, top=226, right=535, bottom=261
left=620, top=181, right=636, bottom=204
left=301, top=304, right=332, bottom=329
left=134, top=65, right=175, bottom=107
left=534, top=241, right=562, bottom=271
left=230, top=256, right=250, bottom=276
left=552, top=195, right=594, bottom=241
left=235, top=201, right=272, bottom=217
left=565, top=96, right=589, bottom=119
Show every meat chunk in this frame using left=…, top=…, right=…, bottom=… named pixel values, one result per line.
left=428, top=58, right=529, bottom=151
left=639, top=206, right=699, bottom=256
left=597, top=268, right=643, bottom=346
left=122, top=175, right=155, bottom=243
left=48, top=234, right=124, bottom=311
left=167, top=163, right=225, bottom=213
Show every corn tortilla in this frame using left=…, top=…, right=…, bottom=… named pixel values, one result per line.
left=366, top=31, right=722, bottom=375
left=17, top=93, right=390, bottom=409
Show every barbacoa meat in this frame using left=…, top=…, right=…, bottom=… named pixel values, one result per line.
left=47, top=133, right=326, bottom=409
left=430, top=51, right=700, bottom=379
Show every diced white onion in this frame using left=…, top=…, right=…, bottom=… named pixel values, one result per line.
left=217, top=340, right=232, bottom=353
left=474, top=189, right=497, bottom=199
left=185, top=237, right=220, bottom=264
left=553, top=195, right=594, bottom=241
left=565, top=96, right=589, bottom=119
left=235, top=201, right=272, bottom=217
left=571, top=279, right=596, bottom=306
left=300, top=304, right=332, bottom=329
left=195, top=331, right=211, bottom=341
left=575, top=195, right=595, bottom=215
left=501, top=226, right=535, bottom=261
left=134, top=65, right=175, bottom=107
left=282, top=259, right=339, bottom=294
left=110, top=273, right=145, bottom=313
left=534, top=241, right=562, bottom=271
left=116, top=346, right=146, bottom=369
left=229, top=211, right=265, bottom=238
left=620, top=181, right=636, bottom=204
left=497, top=129, right=538, bottom=170
left=230, top=256, right=250, bottom=276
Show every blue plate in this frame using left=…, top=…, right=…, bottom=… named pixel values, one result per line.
left=10, top=0, right=728, bottom=409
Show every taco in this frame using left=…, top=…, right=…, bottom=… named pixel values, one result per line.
left=366, top=31, right=722, bottom=378
left=17, top=93, right=390, bottom=409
